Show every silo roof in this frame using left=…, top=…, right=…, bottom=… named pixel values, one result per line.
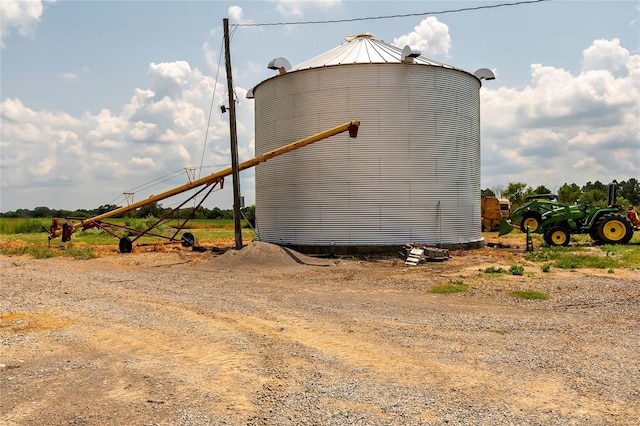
left=247, top=32, right=484, bottom=99
left=289, top=32, right=457, bottom=71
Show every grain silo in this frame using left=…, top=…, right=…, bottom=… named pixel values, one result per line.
left=247, top=33, right=494, bottom=255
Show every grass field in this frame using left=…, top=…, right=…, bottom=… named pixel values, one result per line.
left=0, top=217, right=256, bottom=258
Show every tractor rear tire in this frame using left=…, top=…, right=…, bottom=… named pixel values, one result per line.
left=544, top=227, right=570, bottom=246
left=520, top=212, right=542, bottom=233
left=595, top=213, right=634, bottom=245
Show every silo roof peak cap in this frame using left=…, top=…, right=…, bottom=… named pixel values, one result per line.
left=344, top=32, right=376, bottom=42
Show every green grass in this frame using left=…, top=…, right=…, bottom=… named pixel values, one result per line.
left=0, top=218, right=50, bottom=234
left=524, top=244, right=638, bottom=269
left=509, top=264, right=525, bottom=275
left=508, top=290, right=550, bottom=300
left=429, top=280, right=468, bottom=294
left=483, top=266, right=506, bottom=274
left=1, top=243, right=97, bottom=260
left=1, top=217, right=255, bottom=242
left=0, top=217, right=256, bottom=258
left=64, top=246, right=98, bottom=260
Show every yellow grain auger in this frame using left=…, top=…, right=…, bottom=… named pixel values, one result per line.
left=48, top=120, right=360, bottom=253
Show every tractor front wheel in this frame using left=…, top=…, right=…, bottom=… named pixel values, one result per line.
left=520, top=212, right=542, bottom=233
left=544, top=227, right=570, bottom=246
left=595, top=213, right=634, bottom=245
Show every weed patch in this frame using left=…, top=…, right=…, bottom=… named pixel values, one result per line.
left=430, top=280, right=468, bottom=294
left=553, top=255, right=617, bottom=269
left=508, top=290, right=549, bottom=300
left=509, top=264, right=525, bottom=275
left=65, top=246, right=98, bottom=260
left=525, top=245, right=633, bottom=269
left=28, top=245, right=58, bottom=259
left=2, top=247, right=30, bottom=256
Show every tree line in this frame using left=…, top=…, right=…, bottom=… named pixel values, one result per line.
left=0, top=203, right=257, bottom=224
left=482, top=178, right=640, bottom=210
left=2, top=178, right=638, bottom=218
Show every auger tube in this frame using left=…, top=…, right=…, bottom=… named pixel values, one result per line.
left=49, top=120, right=360, bottom=239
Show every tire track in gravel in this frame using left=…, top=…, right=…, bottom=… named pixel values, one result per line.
left=3, top=252, right=639, bottom=425
left=80, top=283, right=602, bottom=423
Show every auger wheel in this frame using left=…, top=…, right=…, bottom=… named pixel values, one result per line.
left=182, top=232, right=196, bottom=248
left=119, top=237, right=133, bottom=253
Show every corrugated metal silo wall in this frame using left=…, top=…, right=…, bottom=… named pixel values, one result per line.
left=253, top=63, right=482, bottom=250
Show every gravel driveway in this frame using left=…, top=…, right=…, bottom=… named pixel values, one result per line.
left=1, top=242, right=639, bottom=425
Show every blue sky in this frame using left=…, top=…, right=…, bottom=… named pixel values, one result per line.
left=1, top=0, right=639, bottom=212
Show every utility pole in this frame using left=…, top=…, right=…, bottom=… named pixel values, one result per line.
left=223, top=18, right=243, bottom=250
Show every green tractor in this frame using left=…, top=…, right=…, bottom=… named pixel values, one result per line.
left=499, top=182, right=635, bottom=246
left=508, top=193, right=562, bottom=233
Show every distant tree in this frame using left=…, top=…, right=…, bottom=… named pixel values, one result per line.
left=582, top=180, right=607, bottom=193
left=72, top=209, right=91, bottom=218
left=491, top=185, right=505, bottom=198
left=220, top=209, right=234, bottom=220
left=15, top=209, right=33, bottom=218
left=32, top=206, right=52, bottom=218
left=0, top=209, right=28, bottom=218
left=242, top=205, right=256, bottom=228
left=481, top=188, right=495, bottom=197
left=532, top=185, right=552, bottom=195
left=94, top=204, right=120, bottom=216
left=618, top=178, right=640, bottom=206
left=558, top=183, right=582, bottom=204
left=502, top=182, right=530, bottom=208
left=206, top=207, right=225, bottom=219
left=137, top=202, right=163, bottom=218
left=581, top=189, right=607, bottom=208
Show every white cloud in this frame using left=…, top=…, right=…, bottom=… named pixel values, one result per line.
left=393, top=17, right=451, bottom=57
left=87, top=109, right=129, bottom=140
left=202, top=27, right=224, bottom=73
left=582, top=38, right=630, bottom=77
left=130, top=157, right=155, bottom=168
left=28, top=157, right=56, bottom=176
left=60, top=72, right=79, bottom=81
left=148, top=61, right=192, bottom=100
left=274, top=0, right=341, bottom=17
left=228, top=6, right=243, bottom=22
left=129, top=120, right=157, bottom=141
left=1, top=59, right=253, bottom=210
left=481, top=39, right=639, bottom=190
left=0, top=0, right=54, bottom=48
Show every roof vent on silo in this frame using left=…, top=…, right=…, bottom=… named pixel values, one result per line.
left=401, top=45, right=421, bottom=63
left=474, top=68, right=496, bottom=80
left=267, top=57, right=291, bottom=75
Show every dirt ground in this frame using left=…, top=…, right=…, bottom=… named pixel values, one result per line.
left=1, top=242, right=639, bottom=425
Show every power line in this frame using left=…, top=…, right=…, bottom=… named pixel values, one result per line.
left=233, top=0, right=551, bottom=27
left=198, top=36, right=225, bottom=180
